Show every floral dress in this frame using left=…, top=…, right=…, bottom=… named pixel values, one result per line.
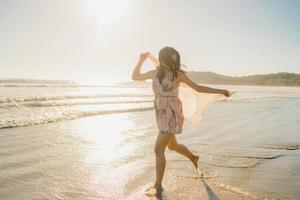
left=152, top=70, right=184, bottom=134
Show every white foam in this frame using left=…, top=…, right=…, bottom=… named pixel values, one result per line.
left=0, top=104, right=154, bottom=129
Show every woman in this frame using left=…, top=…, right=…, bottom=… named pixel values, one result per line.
left=131, top=46, right=232, bottom=195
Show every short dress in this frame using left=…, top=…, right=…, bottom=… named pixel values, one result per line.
left=152, top=70, right=184, bottom=134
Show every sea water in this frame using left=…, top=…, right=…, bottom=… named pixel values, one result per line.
left=0, top=81, right=299, bottom=199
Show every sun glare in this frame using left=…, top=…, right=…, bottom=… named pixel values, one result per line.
left=84, top=0, right=128, bottom=27
left=75, top=114, right=134, bottom=163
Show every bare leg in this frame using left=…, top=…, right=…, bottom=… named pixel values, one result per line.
left=167, top=134, right=199, bottom=169
left=153, top=132, right=172, bottom=188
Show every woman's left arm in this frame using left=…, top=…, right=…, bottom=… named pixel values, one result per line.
left=131, top=53, right=156, bottom=81
left=179, top=71, right=232, bottom=97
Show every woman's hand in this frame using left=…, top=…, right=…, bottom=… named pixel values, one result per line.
left=132, top=52, right=155, bottom=81
left=139, top=52, right=150, bottom=61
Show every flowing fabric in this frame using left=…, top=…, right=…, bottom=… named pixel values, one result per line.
left=148, top=54, right=225, bottom=124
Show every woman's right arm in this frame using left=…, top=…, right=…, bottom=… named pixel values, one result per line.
left=131, top=52, right=156, bottom=81
left=178, top=71, right=230, bottom=96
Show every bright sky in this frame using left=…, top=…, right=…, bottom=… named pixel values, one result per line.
left=1, top=0, right=299, bottom=83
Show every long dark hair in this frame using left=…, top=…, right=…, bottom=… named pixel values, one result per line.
left=156, top=46, right=185, bottom=84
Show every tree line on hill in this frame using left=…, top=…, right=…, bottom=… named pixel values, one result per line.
left=187, top=71, right=300, bottom=86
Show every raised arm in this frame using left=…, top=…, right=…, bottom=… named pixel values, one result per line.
left=178, top=71, right=231, bottom=96
left=131, top=52, right=156, bottom=81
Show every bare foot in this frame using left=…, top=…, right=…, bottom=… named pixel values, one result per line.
left=145, top=185, right=163, bottom=196
left=197, top=167, right=204, bottom=178
left=192, top=155, right=199, bottom=169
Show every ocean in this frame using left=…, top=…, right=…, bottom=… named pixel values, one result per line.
left=0, top=80, right=299, bottom=199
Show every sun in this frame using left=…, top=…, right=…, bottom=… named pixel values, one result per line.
left=83, top=0, right=128, bottom=26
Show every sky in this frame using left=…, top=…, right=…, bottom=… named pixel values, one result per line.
left=0, top=0, right=300, bottom=83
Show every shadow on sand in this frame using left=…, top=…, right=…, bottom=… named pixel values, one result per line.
left=151, top=179, right=220, bottom=200
left=202, top=180, right=220, bottom=200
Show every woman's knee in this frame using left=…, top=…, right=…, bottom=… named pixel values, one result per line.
left=167, top=135, right=177, bottom=151
left=167, top=143, right=177, bottom=151
left=154, top=145, right=166, bottom=155
left=154, top=132, right=172, bottom=155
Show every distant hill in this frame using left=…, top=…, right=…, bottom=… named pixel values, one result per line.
left=187, top=71, right=300, bottom=86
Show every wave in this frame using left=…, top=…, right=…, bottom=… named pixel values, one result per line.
left=208, top=177, right=258, bottom=199
left=262, top=144, right=300, bottom=150
left=0, top=83, right=150, bottom=88
left=0, top=80, right=151, bottom=88
left=0, top=99, right=154, bottom=109
left=225, top=95, right=299, bottom=102
left=205, top=152, right=282, bottom=159
left=0, top=94, right=153, bottom=104
left=201, top=160, right=261, bottom=168
left=207, top=173, right=290, bottom=200
left=173, top=169, right=258, bottom=199
left=171, top=172, right=217, bottom=181
left=0, top=106, right=154, bottom=129
left=199, top=152, right=282, bottom=168
left=1, top=91, right=297, bottom=105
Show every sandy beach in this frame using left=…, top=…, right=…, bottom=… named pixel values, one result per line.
left=0, top=83, right=299, bottom=199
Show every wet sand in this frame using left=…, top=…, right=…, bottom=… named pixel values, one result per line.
left=0, top=85, right=300, bottom=199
